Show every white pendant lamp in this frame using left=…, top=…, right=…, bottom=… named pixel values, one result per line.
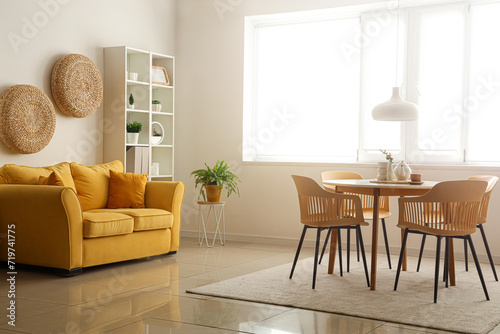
left=372, top=86, right=418, bottom=121
left=372, top=0, right=419, bottom=122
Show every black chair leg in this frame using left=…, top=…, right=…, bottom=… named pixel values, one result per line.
left=347, top=228, right=351, bottom=273
left=416, top=234, right=426, bottom=272
left=290, top=226, right=307, bottom=279
left=312, top=228, right=321, bottom=289
left=478, top=224, right=498, bottom=281
left=381, top=219, right=392, bottom=269
left=356, top=225, right=370, bottom=287
left=318, top=228, right=332, bottom=265
left=338, top=229, right=343, bottom=277
left=444, top=237, right=449, bottom=287
left=467, top=235, right=490, bottom=300
left=434, top=236, right=442, bottom=303
left=356, top=230, right=360, bottom=262
left=464, top=238, right=469, bottom=272
left=394, top=228, right=409, bottom=291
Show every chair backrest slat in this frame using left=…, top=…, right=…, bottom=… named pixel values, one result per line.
left=398, top=180, right=487, bottom=236
left=293, top=175, right=366, bottom=227
left=467, top=175, right=498, bottom=224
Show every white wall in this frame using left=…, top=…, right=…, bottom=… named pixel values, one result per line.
left=0, top=0, right=176, bottom=166
left=175, top=0, right=500, bottom=262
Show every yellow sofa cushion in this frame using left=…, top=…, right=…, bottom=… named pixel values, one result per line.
left=108, top=170, right=148, bottom=209
left=71, top=160, right=123, bottom=211
left=0, top=167, right=6, bottom=184
left=83, top=212, right=134, bottom=238
left=0, top=162, right=75, bottom=191
left=87, top=208, right=173, bottom=231
left=38, top=172, right=65, bottom=186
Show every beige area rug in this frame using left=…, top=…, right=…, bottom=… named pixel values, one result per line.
left=188, top=257, right=500, bottom=334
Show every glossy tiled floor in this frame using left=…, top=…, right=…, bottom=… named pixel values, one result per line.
left=1, top=237, right=499, bottom=333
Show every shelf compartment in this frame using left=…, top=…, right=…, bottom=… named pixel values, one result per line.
left=152, top=53, right=174, bottom=87
left=127, top=48, right=150, bottom=83
left=127, top=84, right=150, bottom=111
left=127, top=112, right=149, bottom=146
left=152, top=114, right=173, bottom=146
left=152, top=87, right=174, bottom=114
left=151, top=146, right=173, bottom=176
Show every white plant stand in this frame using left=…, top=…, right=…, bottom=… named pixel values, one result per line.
left=197, top=201, right=225, bottom=247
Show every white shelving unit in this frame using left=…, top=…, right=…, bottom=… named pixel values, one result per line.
left=104, top=46, right=175, bottom=180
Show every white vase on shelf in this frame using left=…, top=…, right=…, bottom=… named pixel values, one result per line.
left=394, top=160, right=411, bottom=181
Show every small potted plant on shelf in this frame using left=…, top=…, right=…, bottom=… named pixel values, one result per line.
left=151, top=121, right=164, bottom=145
left=191, top=160, right=240, bottom=202
left=129, top=93, right=135, bottom=109
left=152, top=100, right=162, bottom=112
left=126, top=121, right=142, bottom=145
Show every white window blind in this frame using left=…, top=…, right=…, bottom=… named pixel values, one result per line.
left=243, top=1, right=500, bottom=165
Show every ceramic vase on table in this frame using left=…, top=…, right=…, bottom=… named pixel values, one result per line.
left=386, top=162, right=395, bottom=181
left=394, top=160, right=411, bottom=181
left=377, top=162, right=389, bottom=181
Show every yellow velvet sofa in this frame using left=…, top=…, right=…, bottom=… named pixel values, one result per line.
left=0, top=160, right=185, bottom=275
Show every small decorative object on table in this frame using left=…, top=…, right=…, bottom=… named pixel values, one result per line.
left=126, top=121, right=142, bottom=145
left=410, top=173, right=422, bottom=183
left=394, top=160, right=412, bottom=181
left=152, top=100, right=162, bottom=112
left=379, top=149, right=395, bottom=181
left=377, top=162, right=389, bottom=181
left=128, top=93, right=134, bottom=109
left=191, top=160, right=240, bottom=202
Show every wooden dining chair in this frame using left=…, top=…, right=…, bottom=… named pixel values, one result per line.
left=394, top=180, right=489, bottom=303
left=320, top=171, right=392, bottom=270
left=290, top=175, right=370, bottom=289
left=415, top=175, right=498, bottom=281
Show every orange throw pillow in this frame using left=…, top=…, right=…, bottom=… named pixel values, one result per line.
left=38, top=172, right=65, bottom=186
left=108, top=170, right=147, bottom=209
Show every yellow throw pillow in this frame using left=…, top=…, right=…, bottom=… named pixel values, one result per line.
left=38, top=172, right=65, bottom=186
left=70, top=160, right=124, bottom=211
left=0, top=162, right=76, bottom=191
left=108, top=170, right=148, bottom=209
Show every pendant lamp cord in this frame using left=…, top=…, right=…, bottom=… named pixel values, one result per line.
left=395, top=0, right=400, bottom=89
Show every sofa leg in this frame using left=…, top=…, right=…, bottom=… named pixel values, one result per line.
left=167, top=251, right=177, bottom=255
left=57, top=268, right=83, bottom=277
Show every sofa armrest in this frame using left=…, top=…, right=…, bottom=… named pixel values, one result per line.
left=0, top=184, right=83, bottom=270
left=144, top=181, right=185, bottom=252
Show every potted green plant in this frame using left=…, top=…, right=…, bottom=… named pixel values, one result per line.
left=191, top=160, right=240, bottom=202
left=128, top=93, right=135, bottom=109
left=126, top=121, right=142, bottom=145
left=152, top=99, right=162, bottom=112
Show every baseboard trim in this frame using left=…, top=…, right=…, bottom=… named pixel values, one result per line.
left=180, top=230, right=500, bottom=263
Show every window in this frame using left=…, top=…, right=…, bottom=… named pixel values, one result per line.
left=243, top=1, right=500, bottom=165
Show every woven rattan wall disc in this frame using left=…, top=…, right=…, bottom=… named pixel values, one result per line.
left=51, top=54, right=103, bottom=118
left=0, top=85, right=56, bottom=154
